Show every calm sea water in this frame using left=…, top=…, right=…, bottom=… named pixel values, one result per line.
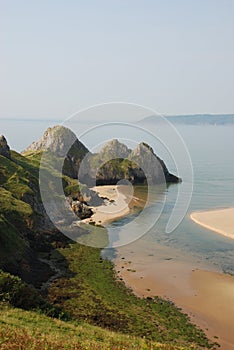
left=1, top=119, right=234, bottom=273
left=107, top=125, right=234, bottom=274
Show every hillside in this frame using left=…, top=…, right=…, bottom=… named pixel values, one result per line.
left=0, top=304, right=200, bottom=350
left=0, top=130, right=217, bottom=349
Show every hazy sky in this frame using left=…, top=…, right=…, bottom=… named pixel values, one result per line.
left=1, top=0, right=234, bottom=120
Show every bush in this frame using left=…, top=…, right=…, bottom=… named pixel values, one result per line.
left=0, top=270, right=68, bottom=320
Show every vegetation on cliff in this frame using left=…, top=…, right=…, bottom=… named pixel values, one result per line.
left=0, top=131, right=217, bottom=349
left=25, top=126, right=181, bottom=184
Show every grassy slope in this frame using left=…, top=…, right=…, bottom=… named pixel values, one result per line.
left=0, top=152, right=37, bottom=199
left=0, top=153, right=35, bottom=265
left=0, top=152, right=42, bottom=269
left=0, top=149, right=218, bottom=349
left=47, top=244, right=216, bottom=349
left=0, top=151, right=74, bottom=263
left=0, top=304, right=196, bottom=350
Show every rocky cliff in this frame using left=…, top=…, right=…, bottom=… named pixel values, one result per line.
left=98, top=139, right=131, bottom=160
left=0, top=135, right=11, bottom=159
left=0, top=135, right=93, bottom=285
left=24, top=125, right=89, bottom=178
left=24, top=125, right=87, bottom=157
left=129, top=142, right=180, bottom=184
left=80, top=139, right=181, bottom=185
left=24, top=125, right=180, bottom=184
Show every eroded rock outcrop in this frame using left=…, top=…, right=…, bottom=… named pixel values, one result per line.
left=129, top=142, right=181, bottom=184
left=79, top=139, right=181, bottom=185
left=98, top=139, right=131, bottom=160
left=71, top=200, right=93, bottom=219
left=24, top=125, right=89, bottom=178
left=0, top=135, right=11, bottom=159
left=24, top=127, right=181, bottom=185
left=24, top=125, right=86, bottom=157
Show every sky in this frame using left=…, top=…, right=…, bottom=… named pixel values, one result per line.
left=1, top=0, right=234, bottom=120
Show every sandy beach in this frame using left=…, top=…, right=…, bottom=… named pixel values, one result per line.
left=84, top=188, right=234, bottom=348
left=73, top=185, right=147, bottom=248
left=115, top=241, right=234, bottom=350
left=190, top=208, right=234, bottom=240
left=82, top=185, right=133, bottom=226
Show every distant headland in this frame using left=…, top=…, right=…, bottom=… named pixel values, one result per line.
left=140, top=113, right=234, bottom=125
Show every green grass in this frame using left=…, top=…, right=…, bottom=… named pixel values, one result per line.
left=0, top=150, right=68, bottom=272
left=0, top=304, right=198, bottom=350
left=0, top=154, right=36, bottom=199
left=0, top=147, right=218, bottom=349
left=0, top=149, right=80, bottom=227
left=46, top=243, right=216, bottom=349
left=0, top=187, right=34, bottom=267
left=0, top=188, right=33, bottom=222
left=92, top=157, right=140, bottom=179
left=0, top=215, right=27, bottom=267
left=64, top=182, right=80, bottom=196
left=0, top=148, right=83, bottom=271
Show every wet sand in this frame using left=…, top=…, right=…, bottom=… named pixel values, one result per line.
left=191, top=208, right=234, bottom=240
left=115, top=241, right=234, bottom=349
left=89, top=188, right=234, bottom=348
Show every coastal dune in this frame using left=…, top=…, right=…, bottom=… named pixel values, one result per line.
left=190, top=208, right=234, bottom=240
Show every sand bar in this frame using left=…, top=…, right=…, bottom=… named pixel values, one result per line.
left=190, top=207, right=234, bottom=240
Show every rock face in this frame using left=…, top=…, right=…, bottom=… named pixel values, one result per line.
left=79, top=139, right=181, bottom=185
left=25, top=125, right=81, bottom=156
left=25, top=125, right=89, bottom=178
left=70, top=200, right=93, bottom=220
left=25, top=127, right=180, bottom=184
left=0, top=135, right=11, bottom=159
left=129, top=142, right=180, bottom=184
left=129, top=142, right=165, bottom=184
left=98, top=139, right=131, bottom=160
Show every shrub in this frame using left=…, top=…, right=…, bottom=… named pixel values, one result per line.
left=0, top=270, right=68, bottom=320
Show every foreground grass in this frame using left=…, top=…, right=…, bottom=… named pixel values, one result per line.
left=47, top=244, right=216, bottom=349
left=0, top=304, right=196, bottom=350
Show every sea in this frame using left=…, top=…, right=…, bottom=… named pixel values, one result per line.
left=108, top=123, right=234, bottom=274
left=1, top=118, right=234, bottom=274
